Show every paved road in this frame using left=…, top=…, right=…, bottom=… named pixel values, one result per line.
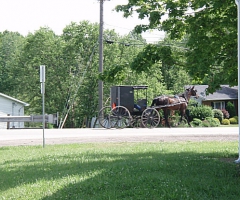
left=0, top=127, right=239, bottom=146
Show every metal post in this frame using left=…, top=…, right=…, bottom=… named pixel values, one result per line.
left=40, top=65, right=45, bottom=148
left=235, top=0, right=240, bottom=163
left=99, top=0, right=104, bottom=112
left=42, top=81, right=45, bottom=147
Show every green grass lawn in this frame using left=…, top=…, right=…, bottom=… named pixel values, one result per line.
left=1, top=142, right=240, bottom=200
left=220, top=124, right=239, bottom=127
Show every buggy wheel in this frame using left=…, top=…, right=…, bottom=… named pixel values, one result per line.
left=110, top=106, right=132, bottom=129
left=98, top=106, right=112, bottom=129
left=131, top=115, right=144, bottom=128
left=141, top=108, right=160, bottom=128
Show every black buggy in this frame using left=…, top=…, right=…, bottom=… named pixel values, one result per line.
left=98, top=85, right=160, bottom=129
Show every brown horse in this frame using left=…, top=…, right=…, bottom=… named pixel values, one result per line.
left=151, top=86, right=198, bottom=127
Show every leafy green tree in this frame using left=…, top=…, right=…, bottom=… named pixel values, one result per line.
left=0, top=23, right=192, bottom=128
left=120, top=38, right=191, bottom=94
left=226, top=101, right=237, bottom=117
left=160, top=37, right=192, bottom=94
left=116, top=0, right=237, bottom=92
left=0, top=31, right=25, bottom=94
left=61, top=22, right=168, bottom=127
left=16, top=27, right=68, bottom=116
left=101, top=32, right=170, bottom=102
left=61, top=21, right=100, bottom=127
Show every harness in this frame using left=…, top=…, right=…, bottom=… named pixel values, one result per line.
left=173, top=95, right=180, bottom=102
left=174, top=94, right=188, bottom=104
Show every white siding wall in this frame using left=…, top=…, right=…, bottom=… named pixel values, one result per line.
left=0, top=111, right=7, bottom=129
left=0, top=96, right=25, bottom=129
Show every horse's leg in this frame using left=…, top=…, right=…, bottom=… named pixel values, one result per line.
left=184, top=112, right=192, bottom=127
left=178, top=111, right=183, bottom=125
left=182, top=105, right=192, bottom=127
left=176, top=105, right=183, bottom=125
left=163, top=109, right=170, bottom=128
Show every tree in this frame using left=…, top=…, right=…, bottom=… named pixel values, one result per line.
left=120, top=36, right=192, bottom=94
left=0, top=31, right=25, bottom=94
left=226, top=101, right=237, bottom=117
left=101, top=31, right=170, bottom=101
left=0, top=23, right=191, bottom=128
left=16, top=27, right=68, bottom=116
left=61, top=21, right=100, bottom=127
left=116, top=0, right=237, bottom=92
left=60, top=22, right=167, bottom=127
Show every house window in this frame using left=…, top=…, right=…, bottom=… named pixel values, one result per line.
left=213, top=101, right=225, bottom=110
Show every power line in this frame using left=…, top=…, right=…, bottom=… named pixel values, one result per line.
left=105, top=39, right=189, bottom=50
left=103, top=24, right=165, bottom=43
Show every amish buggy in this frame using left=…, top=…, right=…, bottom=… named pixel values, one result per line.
left=98, top=85, right=197, bottom=129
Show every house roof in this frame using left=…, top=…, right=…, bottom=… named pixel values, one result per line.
left=0, top=93, right=29, bottom=106
left=193, top=85, right=238, bottom=101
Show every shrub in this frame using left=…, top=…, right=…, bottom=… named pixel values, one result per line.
left=229, top=117, right=238, bottom=124
left=221, top=109, right=230, bottom=119
left=213, top=118, right=221, bottom=125
left=169, top=115, right=180, bottom=127
left=188, top=99, right=198, bottom=107
left=212, top=109, right=223, bottom=122
left=202, top=120, right=210, bottom=127
left=190, top=118, right=202, bottom=127
left=221, top=119, right=230, bottom=125
left=205, top=117, right=220, bottom=127
left=188, top=105, right=213, bottom=120
left=226, top=102, right=236, bottom=117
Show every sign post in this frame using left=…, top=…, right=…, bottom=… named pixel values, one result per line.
left=40, top=65, right=45, bottom=148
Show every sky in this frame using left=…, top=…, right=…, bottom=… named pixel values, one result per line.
left=0, top=0, right=165, bottom=43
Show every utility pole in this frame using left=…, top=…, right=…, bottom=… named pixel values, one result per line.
left=99, top=0, right=110, bottom=111
left=98, top=0, right=104, bottom=112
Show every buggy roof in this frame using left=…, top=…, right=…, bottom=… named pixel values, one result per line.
left=133, top=86, right=148, bottom=90
left=113, top=85, right=148, bottom=90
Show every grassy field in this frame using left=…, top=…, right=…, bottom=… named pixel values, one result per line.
left=1, top=142, right=240, bottom=200
left=219, top=124, right=239, bottom=127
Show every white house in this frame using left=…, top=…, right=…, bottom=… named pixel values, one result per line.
left=0, top=93, right=29, bottom=129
